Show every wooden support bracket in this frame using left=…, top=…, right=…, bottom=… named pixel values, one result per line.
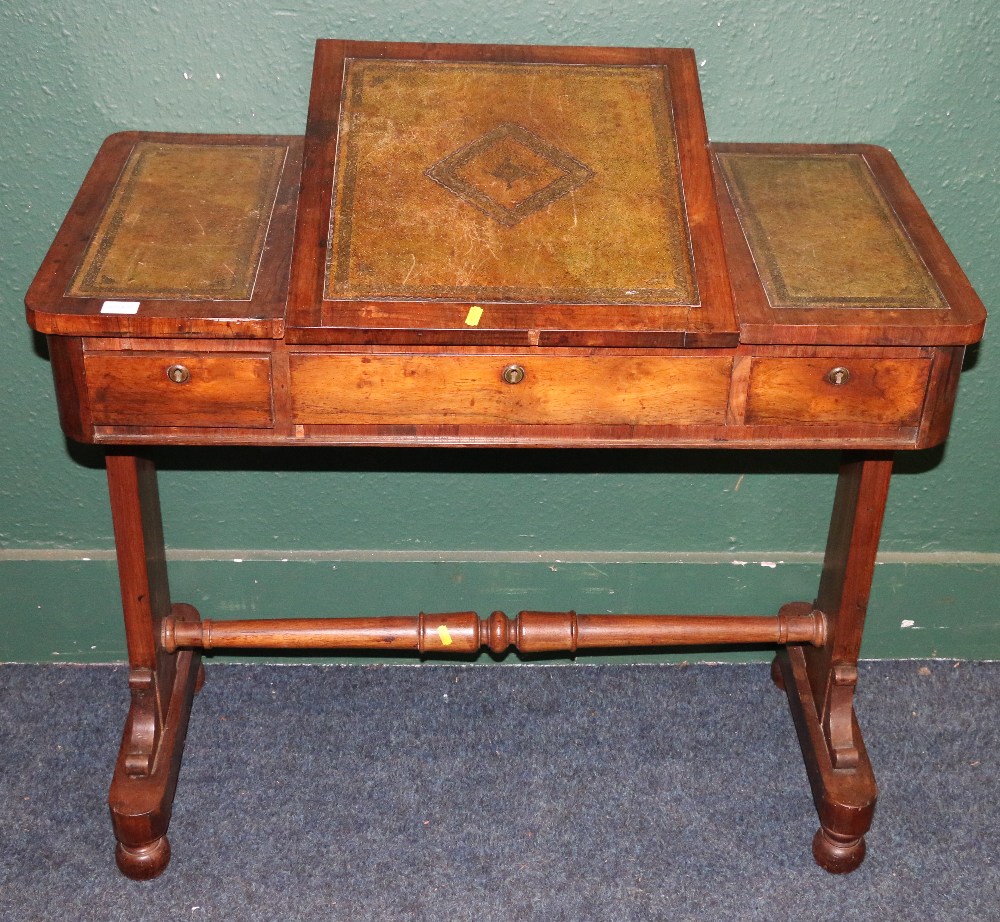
left=824, top=662, right=861, bottom=769
left=122, top=667, right=159, bottom=777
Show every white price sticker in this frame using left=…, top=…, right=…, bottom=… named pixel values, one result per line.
left=100, top=301, right=141, bottom=315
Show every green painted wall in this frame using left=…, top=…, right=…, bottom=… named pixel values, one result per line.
left=2, top=1, right=997, bottom=663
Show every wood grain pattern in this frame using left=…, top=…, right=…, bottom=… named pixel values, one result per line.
left=84, top=352, right=273, bottom=427
left=783, top=452, right=893, bottom=871
left=775, top=643, right=876, bottom=874
left=289, top=353, right=732, bottom=426
left=105, top=455, right=204, bottom=880
left=46, top=336, right=94, bottom=443
left=20, top=41, right=988, bottom=881
left=86, top=421, right=926, bottom=450
left=161, top=608, right=827, bottom=654
left=745, top=357, right=930, bottom=426
left=43, top=340, right=943, bottom=451
left=916, top=345, right=966, bottom=447
left=48, top=339, right=953, bottom=449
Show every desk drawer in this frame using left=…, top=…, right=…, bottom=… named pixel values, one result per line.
left=290, top=354, right=732, bottom=426
left=84, top=352, right=273, bottom=427
left=746, top=357, right=931, bottom=426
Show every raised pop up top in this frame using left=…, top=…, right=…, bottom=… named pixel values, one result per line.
left=286, top=41, right=738, bottom=347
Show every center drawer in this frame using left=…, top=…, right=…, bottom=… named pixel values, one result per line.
left=289, top=354, right=733, bottom=426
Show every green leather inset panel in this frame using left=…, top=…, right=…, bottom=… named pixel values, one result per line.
left=69, top=142, right=286, bottom=300
left=327, top=60, right=698, bottom=305
left=717, top=152, right=946, bottom=309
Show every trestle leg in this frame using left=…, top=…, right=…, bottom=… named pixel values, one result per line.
left=773, top=451, right=893, bottom=873
left=105, top=453, right=202, bottom=880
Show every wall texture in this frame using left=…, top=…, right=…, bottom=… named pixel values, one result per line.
left=2, top=1, right=997, bottom=662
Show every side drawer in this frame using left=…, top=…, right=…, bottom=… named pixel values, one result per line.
left=83, top=352, right=273, bottom=427
left=290, top=354, right=733, bottom=426
left=746, top=357, right=931, bottom=426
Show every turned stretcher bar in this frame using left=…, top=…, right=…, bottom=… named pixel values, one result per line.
left=161, top=603, right=827, bottom=655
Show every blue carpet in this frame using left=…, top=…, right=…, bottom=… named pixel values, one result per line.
left=0, top=661, right=997, bottom=920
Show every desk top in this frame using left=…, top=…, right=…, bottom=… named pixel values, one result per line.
left=26, top=40, right=985, bottom=352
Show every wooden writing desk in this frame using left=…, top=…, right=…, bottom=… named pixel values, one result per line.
left=25, top=41, right=985, bottom=879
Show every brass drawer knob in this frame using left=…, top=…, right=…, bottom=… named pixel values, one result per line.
left=501, top=364, right=526, bottom=385
left=166, top=363, right=191, bottom=384
left=826, top=366, right=851, bottom=386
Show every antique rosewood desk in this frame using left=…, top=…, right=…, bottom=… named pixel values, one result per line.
left=25, top=41, right=985, bottom=879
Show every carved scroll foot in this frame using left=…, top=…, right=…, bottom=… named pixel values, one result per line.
left=775, top=645, right=876, bottom=874
left=812, top=827, right=867, bottom=874
left=109, top=605, right=202, bottom=881
left=115, top=835, right=171, bottom=880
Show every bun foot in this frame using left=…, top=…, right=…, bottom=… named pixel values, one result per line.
left=770, top=656, right=785, bottom=691
left=115, top=835, right=171, bottom=880
left=812, top=827, right=866, bottom=874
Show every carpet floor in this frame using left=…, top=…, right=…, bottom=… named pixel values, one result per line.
left=1, top=660, right=997, bottom=920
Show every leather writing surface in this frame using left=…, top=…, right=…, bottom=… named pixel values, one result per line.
left=327, top=60, right=698, bottom=306
left=69, top=142, right=286, bottom=301
left=716, top=152, right=946, bottom=310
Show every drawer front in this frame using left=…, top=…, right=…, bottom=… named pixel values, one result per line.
left=84, top=353, right=273, bottom=427
left=746, top=357, right=931, bottom=426
left=290, top=354, right=733, bottom=426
